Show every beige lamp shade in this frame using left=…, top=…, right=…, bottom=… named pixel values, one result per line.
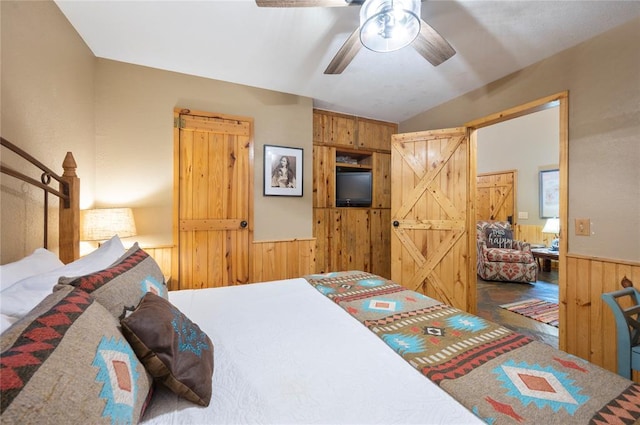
left=542, top=217, right=560, bottom=251
left=542, top=218, right=560, bottom=235
left=80, top=208, right=137, bottom=241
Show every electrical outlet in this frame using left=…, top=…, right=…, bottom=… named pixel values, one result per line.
left=575, top=218, right=590, bottom=236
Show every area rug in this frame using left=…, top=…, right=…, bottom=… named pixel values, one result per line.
left=500, top=298, right=559, bottom=327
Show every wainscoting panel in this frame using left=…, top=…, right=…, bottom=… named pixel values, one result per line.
left=251, top=239, right=316, bottom=283
left=562, top=254, right=640, bottom=381
left=144, top=240, right=317, bottom=290
left=513, top=224, right=554, bottom=247
left=143, top=245, right=173, bottom=283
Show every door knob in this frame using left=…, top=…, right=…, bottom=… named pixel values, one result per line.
left=393, top=220, right=399, bottom=227
left=240, top=220, right=248, bottom=228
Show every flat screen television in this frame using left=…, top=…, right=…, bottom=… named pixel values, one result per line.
left=336, top=171, right=372, bottom=207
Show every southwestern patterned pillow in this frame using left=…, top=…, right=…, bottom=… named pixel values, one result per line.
left=0, top=286, right=152, bottom=424
left=120, top=292, right=214, bottom=407
left=57, top=243, right=167, bottom=320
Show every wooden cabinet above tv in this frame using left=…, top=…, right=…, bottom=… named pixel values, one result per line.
left=313, top=109, right=397, bottom=152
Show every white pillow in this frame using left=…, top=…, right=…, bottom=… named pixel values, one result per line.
left=0, top=248, right=64, bottom=292
left=0, top=235, right=126, bottom=320
left=0, top=313, right=17, bottom=335
left=57, top=234, right=126, bottom=273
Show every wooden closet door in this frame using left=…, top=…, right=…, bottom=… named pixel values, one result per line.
left=476, top=170, right=516, bottom=222
left=390, top=128, right=474, bottom=312
left=173, top=109, right=253, bottom=289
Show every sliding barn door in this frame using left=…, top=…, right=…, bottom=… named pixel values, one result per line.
left=173, top=109, right=253, bottom=289
left=390, top=128, right=475, bottom=312
left=476, top=170, right=516, bottom=222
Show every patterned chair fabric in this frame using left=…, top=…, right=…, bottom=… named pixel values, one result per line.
left=476, top=221, right=538, bottom=283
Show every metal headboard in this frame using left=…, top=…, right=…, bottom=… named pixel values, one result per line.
left=1, top=137, right=79, bottom=261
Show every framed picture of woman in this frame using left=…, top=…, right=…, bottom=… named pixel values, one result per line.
left=263, top=145, right=303, bottom=197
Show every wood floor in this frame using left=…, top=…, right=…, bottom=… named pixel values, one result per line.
left=476, top=270, right=559, bottom=348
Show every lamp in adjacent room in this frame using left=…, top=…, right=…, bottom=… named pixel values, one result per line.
left=80, top=208, right=137, bottom=243
left=359, top=0, right=421, bottom=53
left=542, top=218, right=560, bottom=251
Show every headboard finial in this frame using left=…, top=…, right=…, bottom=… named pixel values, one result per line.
left=62, top=152, right=77, bottom=177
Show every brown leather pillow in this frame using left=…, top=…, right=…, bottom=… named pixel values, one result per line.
left=120, top=292, right=214, bottom=406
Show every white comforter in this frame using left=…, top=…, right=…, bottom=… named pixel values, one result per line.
left=141, top=278, right=483, bottom=424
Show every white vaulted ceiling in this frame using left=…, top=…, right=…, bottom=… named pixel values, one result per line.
left=54, top=0, right=640, bottom=122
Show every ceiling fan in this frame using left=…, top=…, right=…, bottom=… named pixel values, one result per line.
left=255, top=0, right=456, bottom=74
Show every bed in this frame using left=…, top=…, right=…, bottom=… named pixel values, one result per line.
left=2, top=138, right=640, bottom=425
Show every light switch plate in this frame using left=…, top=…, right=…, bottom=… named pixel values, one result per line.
left=518, top=211, right=528, bottom=219
left=575, top=218, right=590, bottom=236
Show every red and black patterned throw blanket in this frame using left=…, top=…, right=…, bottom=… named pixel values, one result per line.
left=303, top=271, right=640, bottom=424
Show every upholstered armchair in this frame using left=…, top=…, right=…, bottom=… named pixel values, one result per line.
left=476, top=221, right=538, bottom=283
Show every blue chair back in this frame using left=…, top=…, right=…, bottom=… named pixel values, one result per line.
left=602, top=287, right=640, bottom=379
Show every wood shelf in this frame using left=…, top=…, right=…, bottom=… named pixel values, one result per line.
left=336, top=162, right=372, bottom=170
left=336, top=148, right=373, bottom=170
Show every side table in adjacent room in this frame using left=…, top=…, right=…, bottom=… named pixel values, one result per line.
left=531, top=248, right=559, bottom=272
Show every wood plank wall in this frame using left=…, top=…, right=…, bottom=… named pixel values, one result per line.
left=513, top=224, right=554, bottom=246
left=251, top=239, right=316, bottom=283
left=144, top=239, right=317, bottom=290
left=143, top=246, right=173, bottom=281
left=562, top=254, right=640, bottom=381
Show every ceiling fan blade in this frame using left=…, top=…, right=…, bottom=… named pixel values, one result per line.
left=412, top=19, right=456, bottom=66
left=324, top=28, right=362, bottom=75
left=256, top=0, right=353, bottom=7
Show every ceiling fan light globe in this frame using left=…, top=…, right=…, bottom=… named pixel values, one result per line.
left=359, top=0, right=420, bottom=52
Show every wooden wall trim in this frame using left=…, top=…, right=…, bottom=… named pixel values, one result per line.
left=464, top=91, right=567, bottom=129
left=566, top=253, right=640, bottom=267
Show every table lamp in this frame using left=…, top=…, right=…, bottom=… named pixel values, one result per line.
left=80, top=208, right=137, bottom=244
left=542, top=218, right=560, bottom=251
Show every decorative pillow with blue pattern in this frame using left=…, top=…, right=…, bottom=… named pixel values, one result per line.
left=57, top=243, right=167, bottom=320
left=120, top=292, right=214, bottom=406
left=0, top=286, right=152, bottom=424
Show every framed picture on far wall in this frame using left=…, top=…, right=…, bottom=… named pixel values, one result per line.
left=264, top=145, right=303, bottom=197
left=539, top=169, right=559, bottom=218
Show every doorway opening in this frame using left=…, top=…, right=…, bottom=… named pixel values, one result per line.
left=467, top=92, right=568, bottom=348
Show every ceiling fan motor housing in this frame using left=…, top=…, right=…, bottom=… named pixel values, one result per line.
left=359, top=0, right=421, bottom=52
